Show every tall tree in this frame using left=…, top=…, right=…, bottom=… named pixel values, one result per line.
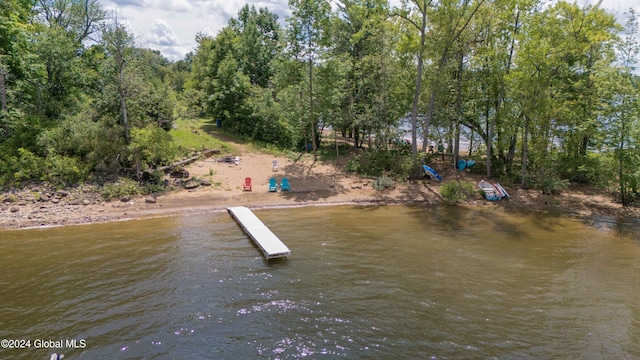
left=546, top=1, right=619, bottom=158
left=287, top=0, right=331, bottom=160
left=0, top=0, right=33, bottom=114
left=102, top=17, right=134, bottom=144
left=36, top=0, right=105, bottom=44
left=603, top=9, right=640, bottom=206
left=331, top=0, right=394, bottom=153
left=394, top=0, right=431, bottom=168
left=230, top=5, right=281, bottom=88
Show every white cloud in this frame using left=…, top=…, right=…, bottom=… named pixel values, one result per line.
left=152, top=0, right=192, bottom=12
left=109, top=0, right=145, bottom=8
left=204, top=0, right=240, bottom=20
left=150, top=19, right=180, bottom=46
left=107, top=0, right=192, bottom=11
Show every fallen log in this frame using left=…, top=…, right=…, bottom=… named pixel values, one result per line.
left=155, top=156, right=200, bottom=173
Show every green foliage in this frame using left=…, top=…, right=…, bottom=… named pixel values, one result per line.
left=142, top=182, right=168, bottom=195
left=3, top=116, right=45, bottom=154
left=13, top=148, right=45, bottom=182
left=247, top=87, right=297, bottom=147
left=128, top=124, right=178, bottom=168
left=101, top=178, right=142, bottom=199
left=0, top=0, right=636, bottom=206
left=554, top=153, right=614, bottom=186
left=373, top=175, right=395, bottom=190
left=45, top=155, right=89, bottom=185
left=1, top=148, right=89, bottom=185
left=534, top=172, right=570, bottom=195
left=176, top=88, right=207, bottom=119
left=37, top=111, right=101, bottom=159
left=348, top=148, right=412, bottom=178
left=439, top=181, right=476, bottom=203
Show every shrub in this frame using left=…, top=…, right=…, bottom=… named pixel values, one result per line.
left=439, top=181, right=476, bottom=203
left=142, top=182, right=168, bottom=195
left=128, top=125, right=179, bottom=169
left=555, top=153, right=614, bottom=186
left=534, top=174, right=570, bottom=195
left=101, top=178, right=142, bottom=199
left=373, top=175, right=395, bottom=190
left=347, top=148, right=412, bottom=178
left=13, top=148, right=46, bottom=182
left=45, top=155, right=89, bottom=186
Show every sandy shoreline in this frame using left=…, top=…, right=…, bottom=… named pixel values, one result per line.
left=2, top=139, right=640, bottom=231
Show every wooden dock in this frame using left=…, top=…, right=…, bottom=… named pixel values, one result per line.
left=227, top=206, right=290, bottom=260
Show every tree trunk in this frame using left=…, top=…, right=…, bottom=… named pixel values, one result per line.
left=334, top=127, right=340, bottom=165
left=420, top=0, right=486, bottom=153
left=469, top=129, right=474, bottom=156
left=487, top=8, right=519, bottom=178
left=119, top=85, right=130, bottom=145
left=454, top=48, right=464, bottom=170
left=309, top=58, right=317, bottom=161
left=0, top=70, right=7, bottom=112
left=409, top=3, right=427, bottom=172
left=619, top=103, right=627, bottom=206
left=521, top=115, right=529, bottom=187
left=485, top=95, right=493, bottom=178
left=116, top=50, right=130, bottom=145
left=506, top=133, right=517, bottom=173
left=422, top=52, right=447, bottom=154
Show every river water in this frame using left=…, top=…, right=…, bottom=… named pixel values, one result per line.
left=1, top=205, right=639, bottom=359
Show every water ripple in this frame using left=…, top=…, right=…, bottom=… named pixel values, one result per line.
left=1, top=207, right=639, bottom=359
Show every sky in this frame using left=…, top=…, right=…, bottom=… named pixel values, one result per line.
left=98, top=0, right=640, bottom=62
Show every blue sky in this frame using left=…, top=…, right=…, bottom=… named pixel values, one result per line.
left=98, top=0, right=640, bottom=61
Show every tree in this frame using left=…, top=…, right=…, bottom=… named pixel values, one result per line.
left=395, top=0, right=484, bottom=175
left=36, top=0, right=105, bottom=45
left=230, top=5, right=282, bottom=88
left=287, top=0, right=331, bottom=160
left=463, top=0, right=521, bottom=177
left=31, top=23, right=85, bottom=119
left=602, top=9, right=640, bottom=206
left=394, top=0, right=431, bottom=168
left=25, top=0, right=105, bottom=120
left=102, top=17, right=135, bottom=144
left=545, top=2, right=619, bottom=158
left=330, top=0, right=397, bottom=154
left=0, top=0, right=33, bottom=76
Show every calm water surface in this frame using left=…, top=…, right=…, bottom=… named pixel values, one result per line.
left=1, top=205, right=639, bottom=359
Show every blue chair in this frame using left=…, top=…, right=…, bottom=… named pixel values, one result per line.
left=268, top=177, right=278, bottom=192
left=281, top=178, right=290, bottom=191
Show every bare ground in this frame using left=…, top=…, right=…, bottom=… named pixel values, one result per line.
left=1, top=136, right=639, bottom=230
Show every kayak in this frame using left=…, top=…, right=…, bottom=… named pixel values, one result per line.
left=478, top=180, right=502, bottom=201
left=422, top=165, right=442, bottom=181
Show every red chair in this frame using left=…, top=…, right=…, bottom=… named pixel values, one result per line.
left=243, top=177, right=252, bottom=191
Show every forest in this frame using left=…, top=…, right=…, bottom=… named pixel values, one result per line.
left=1, top=0, right=639, bottom=206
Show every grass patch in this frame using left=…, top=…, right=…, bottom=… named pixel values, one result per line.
left=252, top=141, right=296, bottom=157
left=439, top=181, right=477, bottom=203
left=101, top=178, right=169, bottom=199
left=170, top=118, right=237, bottom=156
left=101, top=178, right=143, bottom=199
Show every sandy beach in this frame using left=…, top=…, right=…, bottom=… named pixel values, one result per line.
left=1, top=138, right=639, bottom=230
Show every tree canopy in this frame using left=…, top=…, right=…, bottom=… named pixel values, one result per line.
left=2, top=0, right=640, bottom=206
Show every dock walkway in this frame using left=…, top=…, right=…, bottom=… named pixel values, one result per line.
left=227, top=206, right=290, bottom=260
